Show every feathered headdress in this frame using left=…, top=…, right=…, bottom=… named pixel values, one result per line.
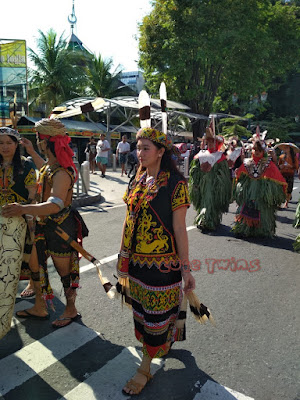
left=136, top=83, right=180, bottom=154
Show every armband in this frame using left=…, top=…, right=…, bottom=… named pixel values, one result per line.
left=48, top=196, right=65, bottom=211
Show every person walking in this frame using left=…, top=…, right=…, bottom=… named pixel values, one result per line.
left=0, top=127, right=37, bottom=339
left=232, top=139, right=287, bottom=238
left=277, top=144, right=299, bottom=208
left=117, top=126, right=195, bottom=396
left=96, top=133, right=110, bottom=178
left=85, top=136, right=97, bottom=174
left=116, top=135, right=130, bottom=177
left=3, top=118, right=87, bottom=328
left=189, top=126, right=231, bottom=233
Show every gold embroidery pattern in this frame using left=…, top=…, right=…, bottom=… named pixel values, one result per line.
left=172, top=181, right=190, bottom=211
left=135, top=209, right=169, bottom=254
left=129, top=278, right=181, bottom=313
left=24, top=168, right=37, bottom=187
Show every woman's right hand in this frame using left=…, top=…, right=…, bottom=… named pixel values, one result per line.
left=20, top=138, right=35, bottom=155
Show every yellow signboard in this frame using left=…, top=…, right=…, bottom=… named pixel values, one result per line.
left=111, top=132, right=121, bottom=139
left=0, top=40, right=26, bottom=68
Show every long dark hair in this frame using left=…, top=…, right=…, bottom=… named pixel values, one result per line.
left=146, top=142, right=185, bottom=180
left=0, top=135, right=24, bottom=182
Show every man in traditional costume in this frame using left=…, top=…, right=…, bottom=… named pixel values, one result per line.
left=3, top=118, right=87, bottom=328
left=232, top=139, right=287, bottom=238
left=189, top=125, right=232, bottom=232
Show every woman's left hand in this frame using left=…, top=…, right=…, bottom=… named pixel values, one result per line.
left=2, top=203, right=24, bottom=217
left=182, top=272, right=196, bottom=294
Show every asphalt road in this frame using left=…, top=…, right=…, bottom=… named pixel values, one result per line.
left=1, top=176, right=299, bottom=400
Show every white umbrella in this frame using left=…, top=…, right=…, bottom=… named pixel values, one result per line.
left=274, top=143, right=300, bottom=153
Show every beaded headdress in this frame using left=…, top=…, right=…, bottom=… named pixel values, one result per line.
left=0, top=127, right=21, bottom=141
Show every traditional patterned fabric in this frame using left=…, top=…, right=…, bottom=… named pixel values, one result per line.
left=0, top=157, right=37, bottom=280
left=0, top=215, right=27, bottom=339
left=136, top=127, right=173, bottom=150
left=0, top=157, right=36, bottom=206
left=34, top=164, right=80, bottom=305
left=232, top=158, right=287, bottom=237
left=35, top=207, right=80, bottom=303
left=118, top=169, right=189, bottom=358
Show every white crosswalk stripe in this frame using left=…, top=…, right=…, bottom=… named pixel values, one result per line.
left=2, top=299, right=254, bottom=400
left=0, top=322, right=98, bottom=396
left=61, top=347, right=163, bottom=400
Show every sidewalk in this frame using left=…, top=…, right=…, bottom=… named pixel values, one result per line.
left=72, top=167, right=131, bottom=208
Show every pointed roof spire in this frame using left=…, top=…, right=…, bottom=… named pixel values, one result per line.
left=68, top=0, right=77, bottom=35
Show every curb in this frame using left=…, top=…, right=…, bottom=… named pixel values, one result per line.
left=72, top=191, right=102, bottom=208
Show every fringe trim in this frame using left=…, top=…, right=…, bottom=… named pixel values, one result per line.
left=115, top=277, right=132, bottom=309
left=186, top=291, right=216, bottom=326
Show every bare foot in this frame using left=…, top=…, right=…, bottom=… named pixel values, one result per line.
left=20, top=283, right=35, bottom=298
left=16, top=306, right=48, bottom=318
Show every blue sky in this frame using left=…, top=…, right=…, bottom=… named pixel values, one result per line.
left=0, top=0, right=152, bottom=71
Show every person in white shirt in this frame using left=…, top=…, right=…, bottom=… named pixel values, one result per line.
left=96, top=133, right=110, bottom=178
left=116, top=135, right=130, bottom=177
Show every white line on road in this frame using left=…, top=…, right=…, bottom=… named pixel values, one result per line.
left=60, top=346, right=164, bottom=400
left=193, top=380, right=254, bottom=400
left=80, top=225, right=196, bottom=273
left=0, top=323, right=98, bottom=396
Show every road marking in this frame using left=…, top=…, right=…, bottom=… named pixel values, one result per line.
left=61, top=346, right=164, bottom=399
left=80, top=225, right=196, bottom=273
left=10, top=300, right=34, bottom=327
left=0, top=323, right=98, bottom=396
left=194, top=380, right=254, bottom=400
left=80, top=253, right=118, bottom=273
left=187, top=225, right=196, bottom=231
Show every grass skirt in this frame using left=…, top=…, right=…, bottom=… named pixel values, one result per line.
left=189, top=159, right=231, bottom=230
left=232, top=174, right=286, bottom=238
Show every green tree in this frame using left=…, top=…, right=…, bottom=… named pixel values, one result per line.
left=28, top=29, right=87, bottom=114
left=85, top=54, right=133, bottom=98
left=139, top=0, right=300, bottom=134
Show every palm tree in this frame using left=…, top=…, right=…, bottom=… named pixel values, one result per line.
left=86, top=54, right=133, bottom=98
left=28, top=29, right=88, bottom=115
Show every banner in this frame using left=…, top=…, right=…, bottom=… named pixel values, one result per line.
left=0, top=40, right=26, bottom=68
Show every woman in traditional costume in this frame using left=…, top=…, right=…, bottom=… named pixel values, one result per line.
left=189, top=126, right=232, bottom=232
left=232, top=140, right=287, bottom=238
left=118, top=87, right=195, bottom=395
left=0, top=127, right=36, bottom=339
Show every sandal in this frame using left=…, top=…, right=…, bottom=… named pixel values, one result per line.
left=52, top=313, right=81, bottom=329
left=16, top=309, right=49, bottom=320
left=122, top=368, right=153, bottom=396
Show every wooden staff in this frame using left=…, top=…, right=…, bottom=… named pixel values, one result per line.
left=48, top=222, right=116, bottom=299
